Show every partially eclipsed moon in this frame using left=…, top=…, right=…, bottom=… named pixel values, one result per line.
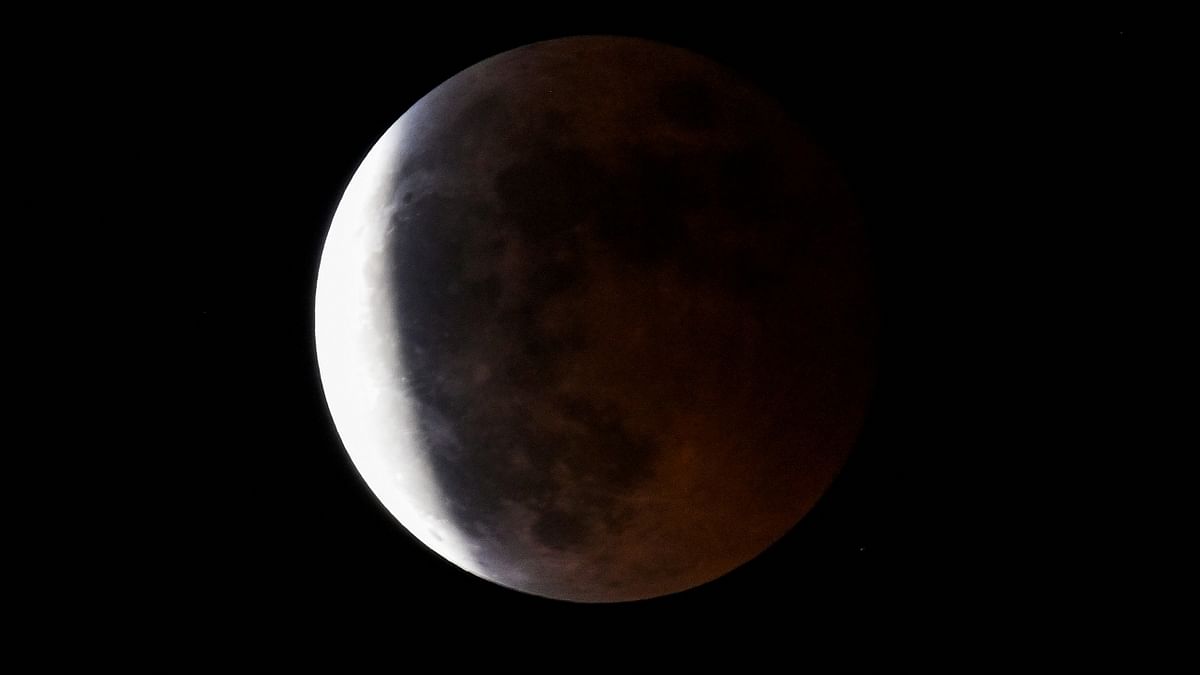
left=315, top=36, right=875, bottom=602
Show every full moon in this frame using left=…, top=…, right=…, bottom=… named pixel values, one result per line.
left=315, top=36, right=874, bottom=602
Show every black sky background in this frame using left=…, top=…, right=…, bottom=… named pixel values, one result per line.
left=30, top=18, right=1182, bottom=667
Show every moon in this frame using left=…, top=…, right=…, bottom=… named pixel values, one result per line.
left=315, top=36, right=874, bottom=602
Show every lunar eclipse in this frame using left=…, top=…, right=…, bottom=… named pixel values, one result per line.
left=315, top=37, right=875, bottom=601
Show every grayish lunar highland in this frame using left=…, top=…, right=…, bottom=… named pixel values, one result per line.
left=315, top=36, right=874, bottom=602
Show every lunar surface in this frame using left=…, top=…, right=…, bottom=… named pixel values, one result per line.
left=315, top=37, right=875, bottom=602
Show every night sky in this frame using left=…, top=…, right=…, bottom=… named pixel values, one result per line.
left=54, top=19, right=1178, bottom=667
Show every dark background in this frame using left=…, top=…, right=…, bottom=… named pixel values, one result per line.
left=32, top=18, right=1179, bottom=667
